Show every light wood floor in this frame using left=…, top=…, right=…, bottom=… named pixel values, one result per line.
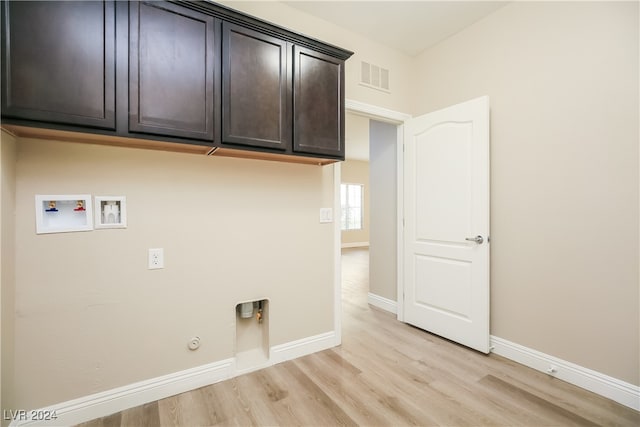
left=80, top=248, right=639, bottom=426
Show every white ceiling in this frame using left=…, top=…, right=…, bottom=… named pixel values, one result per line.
left=283, top=1, right=508, bottom=56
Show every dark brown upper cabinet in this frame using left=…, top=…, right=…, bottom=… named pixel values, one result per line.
left=1, top=1, right=352, bottom=162
left=129, top=1, right=219, bottom=141
left=1, top=1, right=116, bottom=130
left=293, top=46, right=344, bottom=158
left=222, top=22, right=290, bottom=151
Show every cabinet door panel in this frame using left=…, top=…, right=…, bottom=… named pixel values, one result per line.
left=293, top=46, right=344, bottom=158
left=1, top=1, right=115, bottom=129
left=222, top=22, right=289, bottom=150
left=129, top=1, right=217, bottom=141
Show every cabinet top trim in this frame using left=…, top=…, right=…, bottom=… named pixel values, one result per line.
left=176, top=0, right=354, bottom=60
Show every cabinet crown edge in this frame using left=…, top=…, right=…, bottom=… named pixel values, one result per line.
left=177, top=0, right=354, bottom=60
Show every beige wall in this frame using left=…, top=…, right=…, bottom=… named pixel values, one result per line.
left=412, top=1, right=639, bottom=385
left=1, top=0, right=411, bottom=412
left=369, top=120, right=397, bottom=301
left=13, top=138, right=335, bottom=409
left=341, top=159, right=370, bottom=245
left=218, top=1, right=414, bottom=113
left=1, top=131, right=17, bottom=425
left=4, top=1, right=397, bottom=410
left=3, top=0, right=638, bottom=413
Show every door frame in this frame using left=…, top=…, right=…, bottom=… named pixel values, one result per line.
left=337, top=100, right=410, bottom=336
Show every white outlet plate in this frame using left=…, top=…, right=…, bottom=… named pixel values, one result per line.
left=148, top=248, right=164, bottom=270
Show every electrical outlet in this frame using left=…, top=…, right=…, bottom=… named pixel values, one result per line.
left=148, top=248, right=164, bottom=270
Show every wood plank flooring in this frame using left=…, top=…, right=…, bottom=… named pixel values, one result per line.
left=79, top=248, right=639, bottom=426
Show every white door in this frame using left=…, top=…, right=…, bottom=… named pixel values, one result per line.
left=403, top=96, right=490, bottom=353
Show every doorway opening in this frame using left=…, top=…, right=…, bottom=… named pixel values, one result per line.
left=339, top=96, right=490, bottom=353
left=339, top=104, right=408, bottom=322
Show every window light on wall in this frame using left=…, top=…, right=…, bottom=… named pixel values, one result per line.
left=341, top=183, right=364, bottom=231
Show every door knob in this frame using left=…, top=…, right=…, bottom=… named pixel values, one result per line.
left=465, top=235, right=484, bottom=244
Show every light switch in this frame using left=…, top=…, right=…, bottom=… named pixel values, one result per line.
left=319, top=208, right=333, bottom=223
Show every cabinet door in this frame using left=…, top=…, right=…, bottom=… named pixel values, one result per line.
left=293, top=46, right=344, bottom=158
left=222, top=22, right=289, bottom=150
left=129, top=1, right=217, bottom=141
left=1, top=1, right=115, bottom=129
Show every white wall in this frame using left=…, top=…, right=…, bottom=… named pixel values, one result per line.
left=413, top=1, right=639, bottom=385
left=369, top=120, right=397, bottom=301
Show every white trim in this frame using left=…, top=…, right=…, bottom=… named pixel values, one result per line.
left=358, top=81, right=391, bottom=94
left=345, top=99, right=411, bottom=124
left=344, top=99, right=408, bottom=323
left=367, top=293, right=397, bottom=314
left=235, top=332, right=337, bottom=375
left=9, top=359, right=234, bottom=427
left=9, top=331, right=339, bottom=427
left=491, top=336, right=640, bottom=411
left=395, top=124, right=405, bottom=322
left=341, top=241, right=369, bottom=248
left=333, top=163, right=342, bottom=346
left=233, top=349, right=272, bottom=377
left=270, top=331, right=338, bottom=364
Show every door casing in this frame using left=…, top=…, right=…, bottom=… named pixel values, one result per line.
left=342, top=98, right=489, bottom=337
left=342, top=100, right=409, bottom=326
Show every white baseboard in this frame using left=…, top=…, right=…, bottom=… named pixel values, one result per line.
left=10, top=331, right=338, bottom=427
left=15, top=331, right=636, bottom=426
left=490, top=336, right=640, bottom=411
left=341, top=242, right=369, bottom=248
left=9, top=359, right=234, bottom=427
left=367, top=292, right=397, bottom=314
left=270, top=331, right=338, bottom=364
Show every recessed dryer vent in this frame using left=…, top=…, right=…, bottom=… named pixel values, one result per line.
left=235, top=299, right=269, bottom=372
